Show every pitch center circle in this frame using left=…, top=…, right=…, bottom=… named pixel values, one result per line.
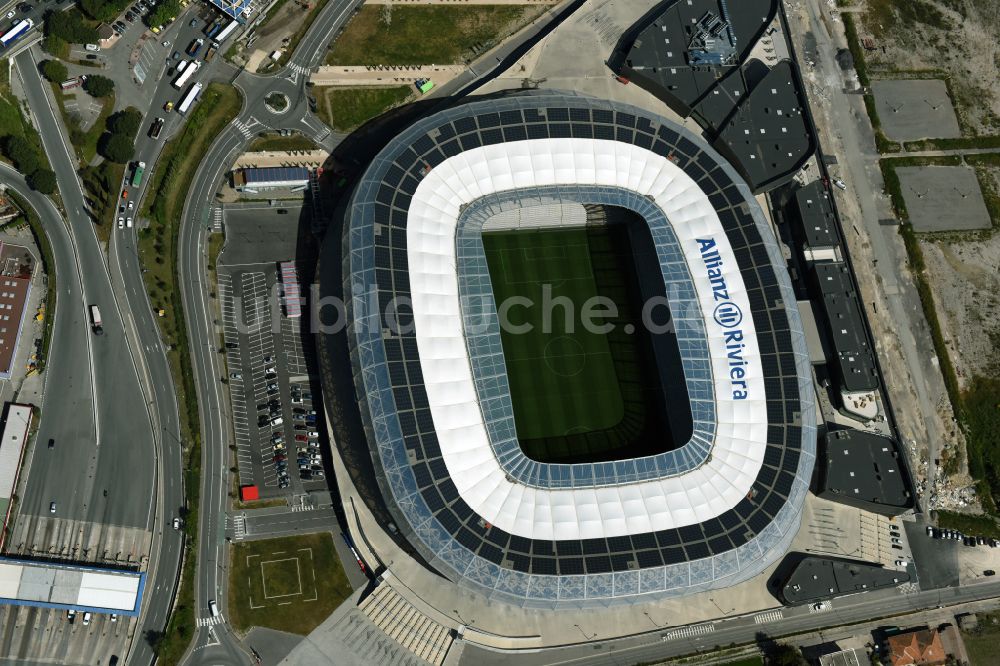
left=543, top=336, right=587, bottom=377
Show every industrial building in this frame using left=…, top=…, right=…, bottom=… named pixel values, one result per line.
left=0, top=558, right=145, bottom=616
left=612, top=0, right=814, bottom=192
left=778, top=555, right=909, bottom=605
left=810, top=262, right=879, bottom=396
left=817, top=429, right=913, bottom=515
left=0, top=403, right=31, bottom=549
left=321, top=93, right=816, bottom=607
left=0, top=242, right=34, bottom=379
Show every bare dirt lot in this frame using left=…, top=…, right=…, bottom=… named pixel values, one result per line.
left=920, top=167, right=1000, bottom=386
left=858, top=0, right=1000, bottom=135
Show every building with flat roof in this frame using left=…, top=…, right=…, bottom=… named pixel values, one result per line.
left=811, top=262, right=878, bottom=395
left=0, top=242, right=34, bottom=379
left=779, top=555, right=908, bottom=604
left=322, top=92, right=816, bottom=608
left=232, top=166, right=310, bottom=193
left=795, top=180, right=838, bottom=255
left=0, top=403, right=31, bottom=548
left=817, top=430, right=912, bottom=515
left=0, top=558, right=145, bottom=616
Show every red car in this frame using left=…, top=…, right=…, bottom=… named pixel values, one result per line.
left=294, top=434, right=308, bottom=442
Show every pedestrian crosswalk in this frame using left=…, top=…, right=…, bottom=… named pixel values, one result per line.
left=233, top=118, right=256, bottom=139
left=290, top=504, right=315, bottom=512
left=287, top=62, right=310, bottom=75
left=197, top=615, right=223, bottom=627
left=661, top=623, right=715, bottom=641
left=231, top=514, right=246, bottom=541
left=211, top=207, right=224, bottom=233
left=754, top=610, right=784, bottom=624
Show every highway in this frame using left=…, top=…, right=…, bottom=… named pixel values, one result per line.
left=8, top=37, right=189, bottom=666
left=12, top=48, right=157, bottom=540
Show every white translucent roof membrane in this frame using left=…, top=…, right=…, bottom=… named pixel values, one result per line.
left=407, top=139, right=767, bottom=540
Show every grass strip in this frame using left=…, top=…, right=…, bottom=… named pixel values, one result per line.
left=935, top=510, right=1000, bottom=539
left=314, top=85, right=411, bottom=131
left=136, top=83, right=241, bottom=664
left=326, top=5, right=531, bottom=66
left=5, top=191, right=57, bottom=372
left=228, top=533, right=352, bottom=635
left=903, top=136, right=1000, bottom=152
left=247, top=134, right=318, bottom=152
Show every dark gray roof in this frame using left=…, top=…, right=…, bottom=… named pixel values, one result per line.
left=616, top=0, right=775, bottom=115
left=818, top=430, right=913, bottom=515
left=795, top=180, right=838, bottom=250
left=811, top=262, right=879, bottom=393
left=780, top=555, right=910, bottom=604
left=613, top=1, right=813, bottom=193
left=712, top=61, right=814, bottom=192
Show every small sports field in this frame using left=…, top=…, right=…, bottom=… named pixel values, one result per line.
left=228, top=533, right=352, bottom=635
left=484, top=225, right=653, bottom=462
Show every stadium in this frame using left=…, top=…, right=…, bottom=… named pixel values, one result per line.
left=327, top=93, right=816, bottom=607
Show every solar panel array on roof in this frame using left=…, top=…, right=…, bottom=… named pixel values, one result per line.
left=242, top=167, right=309, bottom=185
left=329, top=93, right=817, bottom=607
left=811, top=262, right=878, bottom=393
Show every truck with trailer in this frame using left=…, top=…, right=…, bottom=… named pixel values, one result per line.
left=177, top=82, right=203, bottom=115
left=0, top=18, right=32, bottom=48
left=172, top=59, right=200, bottom=89
left=215, top=20, right=238, bottom=44
left=89, top=305, right=103, bottom=335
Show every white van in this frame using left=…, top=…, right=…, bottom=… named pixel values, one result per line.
left=85, top=43, right=100, bottom=52
left=208, top=600, right=219, bottom=617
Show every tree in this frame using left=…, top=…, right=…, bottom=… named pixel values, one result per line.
left=78, top=0, right=129, bottom=22
left=41, top=34, right=69, bottom=59
left=99, top=132, right=135, bottom=163
left=83, top=75, right=115, bottom=98
left=148, top=0, right=180, bottom=29
left=3, top=136, right=39, bottom=175
left=768, top=643, right=806, bottom=666
left=40, top=59, right=68, bottom=83
left=44, top=8, right=100, bottom=44
left=27, top=169, right=57, bottom=195
left=107, top=107, right=142, bottom=138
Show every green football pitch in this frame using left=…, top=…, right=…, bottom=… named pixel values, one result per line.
left=484, top=226, right=645, bottom=462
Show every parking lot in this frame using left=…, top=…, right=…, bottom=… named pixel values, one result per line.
left=217, top=205, right=326, bottom=499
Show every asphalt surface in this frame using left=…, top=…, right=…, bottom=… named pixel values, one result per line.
left=461, top=580, right=1000, bottom=666
left=10, top=43, right=189, bottom=666
left=13, top=48, right=156, bottom=532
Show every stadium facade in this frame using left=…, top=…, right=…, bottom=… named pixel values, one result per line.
left=338, top=93, right=816, bottom=607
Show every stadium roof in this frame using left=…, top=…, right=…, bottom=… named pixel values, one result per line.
left=0, top=558, right=145, bottom=615
left=336, top=93, right=815, bottom=606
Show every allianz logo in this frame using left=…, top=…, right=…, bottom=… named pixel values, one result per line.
left=697, top=238, right=750, bottom=401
